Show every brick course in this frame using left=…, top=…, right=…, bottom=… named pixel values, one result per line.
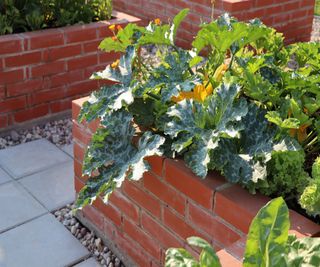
left=113, top=0, right=315, bottom=47
left=72, top=97, right=320, bottom=266
left=0, top=11, right=140, bottom=130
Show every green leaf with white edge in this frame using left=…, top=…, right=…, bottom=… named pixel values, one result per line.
left=187, top=237, right=221, bottom=267
left=99, top=23, right=143, bottom=52
left=77, top=110, right=165, bottom=208
left=243, top=197, right=289, bottom=267
left=265, top=111, right=300, bottom=129
left=91, top=46, right=135, bottom=85
left=286, top=236, right=320, bottom=266
left=165, top=248, right=199, bottom=267
left=78, top=84, right=134, bottom=123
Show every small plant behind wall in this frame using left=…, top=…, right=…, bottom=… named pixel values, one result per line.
left=0, top=0, right=113, bottom=35
left=76, top=9, right=320, bottom=219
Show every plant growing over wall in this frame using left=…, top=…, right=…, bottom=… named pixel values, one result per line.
left=77, top=9, right=320, bottom=217
left=165, top=198, right=320, bottom=267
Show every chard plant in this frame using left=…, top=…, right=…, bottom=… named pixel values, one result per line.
left=165, top=197, right=320, bottom=267
left=77, top=9, right=320, bottom=217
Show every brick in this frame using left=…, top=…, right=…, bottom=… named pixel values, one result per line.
left=49, top=70, right=83, bottom=88
left=48, top=44, right=82, bottom=61
left=0, top=115, right=8, bottom=128
left=0, top=69, right=24, bottom=84
left=122, top=180, right=161, bottom=218
left=5, top=51, right=42, bottom=67
left=73, top=122, right=92, bottom=146
left=214, top=185, right=270, bottom=234
left=115, top=231, right=153, bottom=267
left=25, top=30, right=64, bottom=49
left=30, top=86, right=65, bottom=105
left=109, top=190, right=140, bottom=223
left=226, top=236, right=246, bottom=260
left=94, top=197, right=122, bottom=226
left=0, top=86, right=5, bottom=100
left=143, top=172, right=186, bottom=215
left=216, top=250, right=242, bottom=267
left=74, top=176, right=85, bottom=192
left=64, top=26, right=97, bottom=43
left=141, top=211, right=182, bottom=249
left=67, top=80, right=97, bottom=97
left=0, top=96, right=26, bottom=113
left=164, top=159, right=226, bottom=209
left=123, top=218, right=161, bottom=260
left=188, top=202, right=241, bottom=247
left=7, top=79, right=43, bottom=97
left=0, top=35, right=23, bottom=54
left=99, top=51, right=121, bottom=64
left=163, top=208, right=198, bottom=240
left=67, top=54, right=98, bottom=71
left=289, top=210, right=320, bottom=237
left=74, top=158, right=89, bottom=182
left=145, top=156, right=164, bottom=177
left=32, top=61, right=65, bottom=78
left=50, top=99, right=72, bottom=113
left=74, top=142, right=85, bottom=162
left=83, top=40, right=102, bottom=53
left=14, top=104, right=49, bottom=122
left=82, top=205, right=104, bottom=231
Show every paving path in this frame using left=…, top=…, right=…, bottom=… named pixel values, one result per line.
left=0, top=139, right=100, bottom=267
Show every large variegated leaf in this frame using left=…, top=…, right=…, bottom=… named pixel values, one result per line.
left=91, top=46, right=135, bottom=85
left=209, top=104, right=300, bottom=184
left=243, top=197, right=289, bottom=267
left=76, top=110, right=165, bottom=207
left=78, top=84, right=134, bottom=123
left=165, top=81, right=248, bottom=178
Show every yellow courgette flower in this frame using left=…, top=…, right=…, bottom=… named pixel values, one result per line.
left=109, top=24, right=116, bottom=31
left=117, top=25, right=123, bottom=31
left=213, top=63, right=228, bottom=82
left=172, top=82, right=213, bottom=103
left=154, top=18, right=161, bottom=25
left=289, top=124, right=309, bottom=143
left=111, top=59, right=120, bottom=69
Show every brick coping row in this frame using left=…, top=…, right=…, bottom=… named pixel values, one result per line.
left=72, top=97, right=320, bottom=266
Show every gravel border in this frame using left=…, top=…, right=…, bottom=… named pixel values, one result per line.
left=53, top=204, right=125, bottom=267
left=312, top=16, right=320, bottom=42
left=0, top=118, right=73, bottom=150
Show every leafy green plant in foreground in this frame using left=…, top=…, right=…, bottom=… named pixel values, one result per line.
left=165, top=198, right=320, bottom=267
left=77, top=9, right=320, bottom=217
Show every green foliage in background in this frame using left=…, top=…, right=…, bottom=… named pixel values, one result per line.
left=315, top=0, right=320, bottom=16
left=165, top=198, right=320, bottom=267
left=0, top=0, right=112, bottom=35
left=77, top=9, right=320, bottom=218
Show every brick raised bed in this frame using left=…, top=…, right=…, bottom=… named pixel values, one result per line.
left=72, top=97, right=320, bottom=266
left=0, top=11, right=140, bottom=131
left=114, top=0, right=315, bottom=47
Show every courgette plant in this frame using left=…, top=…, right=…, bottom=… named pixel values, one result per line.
left=77, top=9, right=320, bottom=217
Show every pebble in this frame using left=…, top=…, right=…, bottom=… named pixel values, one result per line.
left=53, top=203, right=124, bottom=267
left=0, top=118, right=73, bottom=150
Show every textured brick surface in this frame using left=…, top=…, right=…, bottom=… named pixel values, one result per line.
left=73, top=98, right=320, bottom=267
left=0, top=11, right=140, bottom=130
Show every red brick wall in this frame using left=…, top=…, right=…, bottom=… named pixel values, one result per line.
left=0, top=11, right=140, bottom=130
left=114, top=0, right=315, bottom=47
left=72, top=97, right=320, bottom=267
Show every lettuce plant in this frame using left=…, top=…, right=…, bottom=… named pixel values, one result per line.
left=165, top=198, right=320, bottom=267
left=77, top=9, right=320, bottom=217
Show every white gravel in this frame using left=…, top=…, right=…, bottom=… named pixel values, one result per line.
left=312, top=16, right=320, bottom=42
left=54, top=204, right=125, bottom=267
left=0, top=118, right=73, bottom=150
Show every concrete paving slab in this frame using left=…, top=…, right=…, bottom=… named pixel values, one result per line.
left=20, top=161, right=75, bottom=211
left=0, top=182, right=46, bottom=233
left=74, top=258, right=101, bottom=267
left=0, top=168, right=12, bottom=185
left=0, top=214, right=89, bottom=267
left=62, top=143, right=74, bottom=158
left=0, top=139, right=71, bottom=179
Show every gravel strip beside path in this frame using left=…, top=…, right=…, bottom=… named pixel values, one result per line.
left=312, top=16, right=320, bottom=42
